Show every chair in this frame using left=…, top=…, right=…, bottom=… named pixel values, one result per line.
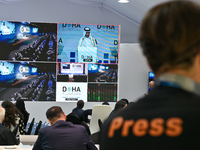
left=90, top=131, right=100, bottom=144
left=80, top=121, right=91, bottom=135
left=66, top=113, right=81, bottom=125
left=98, top=119, right=103, bottom=130
left=24, top=113, right=30, bottom=129
left=82, top=109, right=92, bottom=123
left=89, top=105, right=112, bottom=134
left=26, top=118, right=35, bottom=135
left=34, top=120, right=42, bottom=135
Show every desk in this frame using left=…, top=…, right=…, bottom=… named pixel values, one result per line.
left=95, top=144, right=99, bottom=150
left=0, top=144, right=99, bottom=150
left=0, top=143, right=33, bottom=150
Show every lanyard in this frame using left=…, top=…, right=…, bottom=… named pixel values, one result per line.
left=160, top=81, right=180, bottom=88
left=155, top=73, right=200, bottom=97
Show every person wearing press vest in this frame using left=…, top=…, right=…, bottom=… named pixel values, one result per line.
left=101, top=1, right=200, bottom=149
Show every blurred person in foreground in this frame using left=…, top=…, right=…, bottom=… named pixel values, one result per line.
left=0, top=106, right=19, bottom=145
left=101, top=1, right=200, bottom=149
left=33, top=106, right=97, bottom=150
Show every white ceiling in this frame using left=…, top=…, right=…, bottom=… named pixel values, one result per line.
left=66, top=0, right=171, bottom=26
left=0, top=0, right=198, bottom=43
left=0, top=0, right=171, bottom=25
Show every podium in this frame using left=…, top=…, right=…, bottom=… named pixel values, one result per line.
left=78, top=46, right=97, bottom=63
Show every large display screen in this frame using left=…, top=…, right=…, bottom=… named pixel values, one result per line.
left=0, top=21, right=120, bottom=102
left=57, top=24, right=119, bottom=64
left=0, top=61, right=56, bottom=101
left=0, top=21, right=57, bottom=62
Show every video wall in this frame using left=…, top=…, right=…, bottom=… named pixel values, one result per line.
left=0, top=21, right=120, bottom=102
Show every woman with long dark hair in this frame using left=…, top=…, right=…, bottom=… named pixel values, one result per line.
left=1, top=100, right=26, bottom=140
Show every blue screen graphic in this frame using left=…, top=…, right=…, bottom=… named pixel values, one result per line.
left=0, top=21, right=15, bottom=35
left=149, top=72, right=155, bottom=78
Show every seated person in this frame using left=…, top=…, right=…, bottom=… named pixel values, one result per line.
left=102, top=101, right=110, bottom=105
left=109, top=99, right=128, bottom=117
left=72, top=100, right=84, bottom=121
left=33, top=106, right=97, bottom=150
left=15, top=100, right=30, bottom=128
left=113, top=100, right=127, bottom=113
left=1, top=100, right=26, bottom=140
left=0, top=106, right=19, bottom=145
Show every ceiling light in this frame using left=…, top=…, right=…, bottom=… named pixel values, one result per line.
left=118, top=0, right=129, bottom=3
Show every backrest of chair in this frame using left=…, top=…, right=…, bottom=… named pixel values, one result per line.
left=98, top=119, right=103, bottom=130
left=66, top=113, right=81, bottom=125
left=89, top=105, right=112, bottom=134
left=34, top=120, right=42, bottom=135
left=81, top=121, right=91, bottom=135
left=82, top=109, right=92, bottom=123
left=26, top=118, right=35, bottom=135
left=24, top=113, right=30, bottom=129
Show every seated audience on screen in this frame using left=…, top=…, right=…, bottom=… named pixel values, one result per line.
left=72, top=100, right=84, bottom=121
left=33, top=106, right=97, bottom=150
left=1, top=100, right=26, bottom=140
left=15, top=100, right=30, bottom=128
left=101, top=1, right=200, bottom=150
left=0, top=106, right=19, bottom=145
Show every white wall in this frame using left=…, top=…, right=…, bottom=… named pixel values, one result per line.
left=118, top=43, right=151, bottom=101
left=22, top=43, right=151, bottom=124
left=25, top=101, right=115, bottom=125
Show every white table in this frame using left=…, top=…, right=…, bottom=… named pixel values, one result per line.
left=0, top=143, right=33, bottom=150
left=0, top=143, right=99, bottom=150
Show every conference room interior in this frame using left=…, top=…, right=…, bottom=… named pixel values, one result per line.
left=0, top=0, right=157, bottom=149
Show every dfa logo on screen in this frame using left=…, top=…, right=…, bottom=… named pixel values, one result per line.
left=62, top=86, right=81, bottom=92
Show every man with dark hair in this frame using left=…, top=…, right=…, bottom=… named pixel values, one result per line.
left=33, top=106, right=97, bottom=150
left=72, top=100, right=84, bottom=121
left=120, top=98, right=129, bottom=105
left=102, top=101, right=110, bottom=105
left=0, top=106, right=19, bottom=145
left=101, top=1, right=200, bottom=150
